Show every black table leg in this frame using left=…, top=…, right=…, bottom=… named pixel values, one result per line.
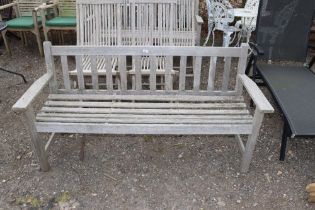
left=245, top=53, right=254, bottom=75
left=0, top=67, right=27, bottom=83
left=309, top=56, right=315, bottom=69
left=280, top=121, right=291, bottom=161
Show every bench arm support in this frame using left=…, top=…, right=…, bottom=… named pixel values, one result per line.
left=12, top=73, right=53, bottom=112
left=239, top=74, right=274, bottom=113
left=195, top=15, right=204, bottom=46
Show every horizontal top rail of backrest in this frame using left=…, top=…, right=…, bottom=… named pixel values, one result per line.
left=16, top=0, right=43, bottom=16
left=51, top=46, right=246, bottom=57
left=44, top=42, right=248, bottom=93
left=58, top=0, right=76, bottom=17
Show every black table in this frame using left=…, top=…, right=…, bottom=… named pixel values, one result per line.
left=0, top=21, right=27, bottom=83
left=256, top=64, right=315, bottom=160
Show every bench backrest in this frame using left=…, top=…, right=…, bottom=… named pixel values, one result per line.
left=16, top=0, right=43, bottom=16
left=44, top=42, right=249, bottom=96
left=76, top=0, right=198, bottom=46
left=58, top=0, right=76, bottom=17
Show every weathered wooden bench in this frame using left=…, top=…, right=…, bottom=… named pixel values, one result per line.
left=12, top=42, right=274, bottom=172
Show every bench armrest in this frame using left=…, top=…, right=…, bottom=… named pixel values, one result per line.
left=239, top=74, right=274, bottom=113
left=195, top=15, right=204, bottom=25
left=39, top=2, right=58, bottom=10
left=0, top=2, right=17, bottom=11
left=12, top=73, right=53, bottom=112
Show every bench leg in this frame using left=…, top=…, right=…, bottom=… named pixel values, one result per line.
left=2, top=30, right=11, bottom=56
left=280, top=122, right=290, bottom=161
left=24, top=107, right=50, bottom=172
left=241, top=109, right=264, bottom=173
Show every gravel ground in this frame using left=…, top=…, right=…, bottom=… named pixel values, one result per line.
left=0, top=36, right=315, bottom=210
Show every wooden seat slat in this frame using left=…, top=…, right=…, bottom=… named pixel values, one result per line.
left=36, top=116, right=253, bottom=125
left=40, top=107, right=250, bottom=115
left=35, top=123, right=253, bottom=135
left=48, top=94, right=245, bottom=102
left=44, top=100, right=247, bottom=109
left=36, top=113, right=253, bottom=120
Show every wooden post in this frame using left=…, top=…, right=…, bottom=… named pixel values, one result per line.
left=241, top=109, right=264, bottom=172
left=24, top=107, right=50, bottom=172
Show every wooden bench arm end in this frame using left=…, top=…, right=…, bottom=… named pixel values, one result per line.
left=12, top=73, right=53, bottom=112
left=195, top=15, right=204, bottom=25
left=239, top=74, right=274, bottom=113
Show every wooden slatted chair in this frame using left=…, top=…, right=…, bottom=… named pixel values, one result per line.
left=40, top=0, right=76, bottom=42
left=0, top=0, right=44, bottom=56
left=0, top=0, right=13, bottom=20
left=74, top=0, right=203, bottom=89
left=12, top=42, right=274, bottom=172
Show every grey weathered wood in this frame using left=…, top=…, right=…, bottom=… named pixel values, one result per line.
left=222, top=57, right=232, bottom=91
left=36, top=123, right=253, bottom=135
left=61, top=56, right=71, bottom=90
left=149, top=56, right=157, bottom=91
left=44, top=42, right=58, bottom=92
left=45, top=133, right=55, bottom=151
left=239, top=74, right=274, bottom=113
left=241, top=109, right=264, bottom=173
left=105, top=56, right=113, bottom=91
left=193, top=56, right=202, bottom=91
left=48, top=94, right=244, bottom=102
left=75, top=55, right=85, bottom=90
left=90, top=56, right=99, bottom=89
left=179, top=56, right=187, bottom=91
left=12, top=73, right=52, bottom=111
left=235, top=134, right=245, bottom=154
left=12, top=42, right=275, bottom=173
left=24, top=107, right=50, bottom=172
left=207, top=57, right=217, bottom=91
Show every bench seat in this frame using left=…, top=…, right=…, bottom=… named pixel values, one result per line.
left=35, top=94, right=253, bottom=135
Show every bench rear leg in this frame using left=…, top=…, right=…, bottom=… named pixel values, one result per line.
left=241, top=110, right=264, bottom=173
left=24, top=107, right=50, bottom=172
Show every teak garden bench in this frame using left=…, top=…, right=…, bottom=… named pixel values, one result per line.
left=12, top=42, right=274, bottom=172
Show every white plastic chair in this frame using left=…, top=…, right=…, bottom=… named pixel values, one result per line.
left=210, top=0, right=239, bottom=47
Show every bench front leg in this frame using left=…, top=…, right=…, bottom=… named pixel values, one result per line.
left=24, top=107, right=50, bottom=172
left=241, top=109, right=264, bottom=173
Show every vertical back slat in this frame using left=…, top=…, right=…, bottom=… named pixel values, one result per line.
left=193, top=56, right=202, bottom=91
left=118, top=56, right=127, bottom=90
left=105, top=56, right=113, bottom=91
left=134, top=56, right=142, bottom=90
left=60, top=55, right=71, bottom=90
left=207, top=57, right=217, bottom=91
left=235, top=44, right=250, bottom=94
left=149, top=56, right=157, bottom=91
left=90, top=56, right=98, bottom=90
left=179, top=56, right=187, bottom=91
left=165, top=56, right=173, bottom=91
left=75, top=55, right=85, bottom=90
left=43, top=42, right=58, bottom=93
left=222, top=57, right=232, bottom=91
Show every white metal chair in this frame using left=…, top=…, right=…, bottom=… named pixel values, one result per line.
left=210, top=0, right=239, bottom=47
left=235, top=0, right=260, bottom=43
